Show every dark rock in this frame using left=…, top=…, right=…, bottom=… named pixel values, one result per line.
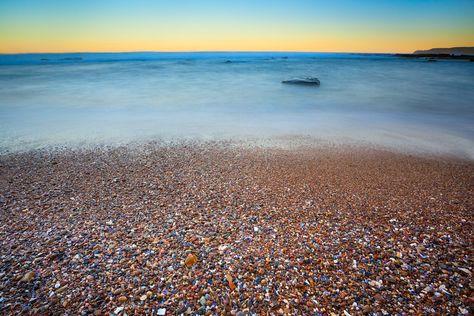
left=282, top=77, right=320, bottom=86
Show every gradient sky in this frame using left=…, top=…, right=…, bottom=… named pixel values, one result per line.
left=1, top=0, right=473, bottom=54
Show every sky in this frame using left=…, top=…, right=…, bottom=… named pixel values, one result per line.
left=0, top=0, right=473, bottom=54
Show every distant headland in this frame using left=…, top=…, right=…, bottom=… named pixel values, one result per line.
left=413, top=47, right=474, bottom=55
left=395, top=46, right=474, bottom=61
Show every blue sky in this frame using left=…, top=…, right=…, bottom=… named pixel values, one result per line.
left=1, top=0, right=473, bottom=53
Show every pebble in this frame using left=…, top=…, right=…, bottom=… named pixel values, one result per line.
left=184, top=253, right=197, bottom=267
left=226, top=274, right=236, bottom=291
left=458, top=268, right=471, bottom=276
left=157, top=308, right=166, bottom=315
left=20, top=271, right=35, bottom=282
left=114, top=306, right=124, bottom=314
left=56, top=286, right=68, bottom=294
left=0, top=143, right=472, bottom=314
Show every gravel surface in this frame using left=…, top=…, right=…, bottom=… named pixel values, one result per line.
left=0, top=142, right=473, bottom=315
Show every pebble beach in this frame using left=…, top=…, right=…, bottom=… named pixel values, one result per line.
left=0, top=142, right=473, bottom=315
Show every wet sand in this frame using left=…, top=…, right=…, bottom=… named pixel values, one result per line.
left=0, top=142, right=473, bottom=314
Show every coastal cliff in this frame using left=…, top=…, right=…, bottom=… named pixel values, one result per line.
left=413, top=47, right=474, bottom=55
left=395, top=46, right=474, bottom=60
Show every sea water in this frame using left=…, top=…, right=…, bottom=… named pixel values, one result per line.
left=0, top=52, right=473, bottom=157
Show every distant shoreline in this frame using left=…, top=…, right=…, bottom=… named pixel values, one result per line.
left=0, top=51, right=394, bottom=56
left=1, top=46, right=473, bottom=56
left=395, top=53, right=474, bottom=61
left=396, top=46, right=474, bottom=61
left=1, top=51, right=472, bottom=64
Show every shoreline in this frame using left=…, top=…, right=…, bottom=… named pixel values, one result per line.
left=1, top=142, right=473, bottom=314
left=1, top=136, right=473, bottom=163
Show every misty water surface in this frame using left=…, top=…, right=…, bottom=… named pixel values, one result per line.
left=0, top=52, right=473, bottom=157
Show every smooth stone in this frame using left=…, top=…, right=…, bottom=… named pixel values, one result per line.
left=118, top=296, right=127, bottom=303
left=282, top=77, right=320, bottom=86
left=157, top=308, right=166, bottom=315
left=21, top=271, right=35, bottom=282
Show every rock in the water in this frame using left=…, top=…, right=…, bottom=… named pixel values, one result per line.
left=282, top=77, right=320, bottom=86
left=157, top=308, right=166, bottom=315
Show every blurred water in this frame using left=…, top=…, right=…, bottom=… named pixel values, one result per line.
left=0, top=52, right=473, bottom=157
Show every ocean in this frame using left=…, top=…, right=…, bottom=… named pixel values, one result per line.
left=0, top=52, right=473, bottom=157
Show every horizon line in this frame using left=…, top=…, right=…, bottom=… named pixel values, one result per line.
left=0, top=49, right=401, bottom=55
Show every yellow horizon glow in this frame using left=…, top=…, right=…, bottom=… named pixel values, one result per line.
left=1, top=1, right=473, bottom=54
left=2, top=33, right=474, bottom=55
